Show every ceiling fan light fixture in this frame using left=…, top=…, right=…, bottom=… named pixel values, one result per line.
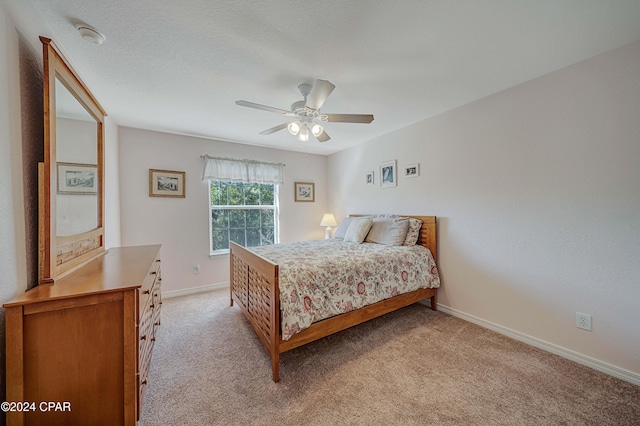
left=236, top=79, right=373, bottom=144
left=287, top=121, right=301, bottom=135
left=311, top=124, right=323, bottom=137
left=298, top=125, right=310, bottom=142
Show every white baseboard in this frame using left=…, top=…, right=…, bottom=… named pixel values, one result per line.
left=162, top=282, right=229, bottom=299
left=435, top=303, right=640, bottom=387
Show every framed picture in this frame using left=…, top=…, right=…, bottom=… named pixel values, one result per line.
left=294, top=182, right=315, bottom=202
left=380, top=160, right=397, bottom=188
left=57, top=162, right=98, bottom=195
left=404, top=163, right=420, bottom=178
left=365, top=171, right=374, bottom=185
left=149, top=169, right=185, bottom=198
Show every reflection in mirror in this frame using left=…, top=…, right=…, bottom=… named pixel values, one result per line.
left=55, top=78, right=99, bottom=236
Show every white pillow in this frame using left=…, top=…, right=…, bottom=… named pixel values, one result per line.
left=333, top=218, right=353, bottom=240
left=343, top=217, right=373, bottom=243
left=365, top=218, right=410, bottom=246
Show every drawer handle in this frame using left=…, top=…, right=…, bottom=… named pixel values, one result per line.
left=141, top=379, right=148, bottom=385
left=156, top=259, right=161, bottom=263
left=140, top=335, right=147, bottom=341
left=154, top=321, right=160, bottom=326
left=143, top=289, right=150, bottom=295
left=151, top=337, right=156, bottom=342
left=150, top=304, right=155, bottom=309
left=150, top=271, right=157, bottom=275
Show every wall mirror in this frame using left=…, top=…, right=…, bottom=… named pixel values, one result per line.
left=40, top=37, right=107, bottom=284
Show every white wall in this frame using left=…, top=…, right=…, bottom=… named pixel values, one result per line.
left=104, top=116, right=121, bottom=248
left=328, top=40, right=640, bottom=380
left=0, top=2, right=34, bottom=407
left=0, top=5, right=26, bottom=300
left=118, top=127, right=328, bottom=293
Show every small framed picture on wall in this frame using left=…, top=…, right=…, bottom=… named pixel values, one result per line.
left=380, top=160, right=397, bottom=188
left=149, top=169, right=186, bottom=198
left=294, top=182, right=315, bottom=202
left=404, top=163, right=420, bottom=178
left=365, top=171, right=374, bottom=185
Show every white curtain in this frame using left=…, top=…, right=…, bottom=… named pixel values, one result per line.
left=201, top=156, right=285, bottom=185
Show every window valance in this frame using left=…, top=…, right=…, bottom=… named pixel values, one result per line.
left=201, top=155, right=285, bottom=185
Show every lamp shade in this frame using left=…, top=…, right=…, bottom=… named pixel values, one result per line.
left=311, top=124, right=323, bottom=137
left=320, top=213, right=337, bottom=227
left=287, top=121, right=300, bottom=135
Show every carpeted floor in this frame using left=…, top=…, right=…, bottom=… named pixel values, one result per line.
left=139, top=289, right=639, bottom=425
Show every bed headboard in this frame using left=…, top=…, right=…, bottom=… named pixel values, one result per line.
left=349, top=215, right=437, bottom=262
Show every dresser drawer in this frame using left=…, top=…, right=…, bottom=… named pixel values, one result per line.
left=139, top=325, right=154, bottom=385
left=140, top=258, right=161, bottom=309
left=138, top=312, right=154, bottom=418
left=138, top=295, right=155, bottom=360
left=151, top=280, right=162, bottom=337
left=138, top=375, right=148, bottom=418
left=138, top=278, right=159, bottom=370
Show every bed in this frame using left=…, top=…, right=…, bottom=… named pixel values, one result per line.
left=229, top=215, right=439, bottom=382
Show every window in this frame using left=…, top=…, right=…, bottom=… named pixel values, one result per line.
left=209, top=181, right=279, bottom=253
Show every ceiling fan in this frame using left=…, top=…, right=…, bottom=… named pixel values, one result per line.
left=235, top=79, right=374, bottom=143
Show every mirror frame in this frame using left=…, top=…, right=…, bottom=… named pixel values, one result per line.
left=39, top=37, right=107, bottom=284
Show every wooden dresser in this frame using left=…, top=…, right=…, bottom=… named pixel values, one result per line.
left=4, top=245, right=162, bottom=425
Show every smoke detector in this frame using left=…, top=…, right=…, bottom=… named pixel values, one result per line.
left=76, top=25, right=106, bottom=44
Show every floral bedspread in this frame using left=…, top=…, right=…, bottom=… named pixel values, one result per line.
left=250, top=239, right=440, bottom=341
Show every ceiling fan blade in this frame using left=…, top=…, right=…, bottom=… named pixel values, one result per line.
left=259, top=123, right=289, bottom=135
left=325, top=113, right=374, bottom=123
left=236, top=100, right=295, bottom=116
left=315, top=129, right=331, bottom=142
left=305, top=79, right=335, bottom=110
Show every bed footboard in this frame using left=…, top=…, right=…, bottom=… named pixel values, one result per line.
left=229, top=242, right=281, bottom=382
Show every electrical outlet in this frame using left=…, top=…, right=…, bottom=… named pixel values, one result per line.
left=576, top=312, right=592, bottom=331
left=193, top=264, right=201, bottom=275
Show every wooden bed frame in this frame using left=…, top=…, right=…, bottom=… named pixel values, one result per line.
left=229, top=215, right=438, bottom=382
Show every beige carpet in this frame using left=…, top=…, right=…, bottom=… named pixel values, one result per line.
left=139, top=289, right=639, bottom=425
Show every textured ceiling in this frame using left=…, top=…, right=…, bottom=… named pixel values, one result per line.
left=26, top=0, right=640, bottom=155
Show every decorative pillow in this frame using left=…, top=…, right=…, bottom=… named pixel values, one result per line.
left=333, top=218, right=353, bottom=239
left=343, top=217, right=374, bottom=243
left=403, top=218, right=423, bottom=245
left=365, top=218, right=410, bottom=246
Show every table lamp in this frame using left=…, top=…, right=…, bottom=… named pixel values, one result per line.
left=320, top=213, right=338, bottom=239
